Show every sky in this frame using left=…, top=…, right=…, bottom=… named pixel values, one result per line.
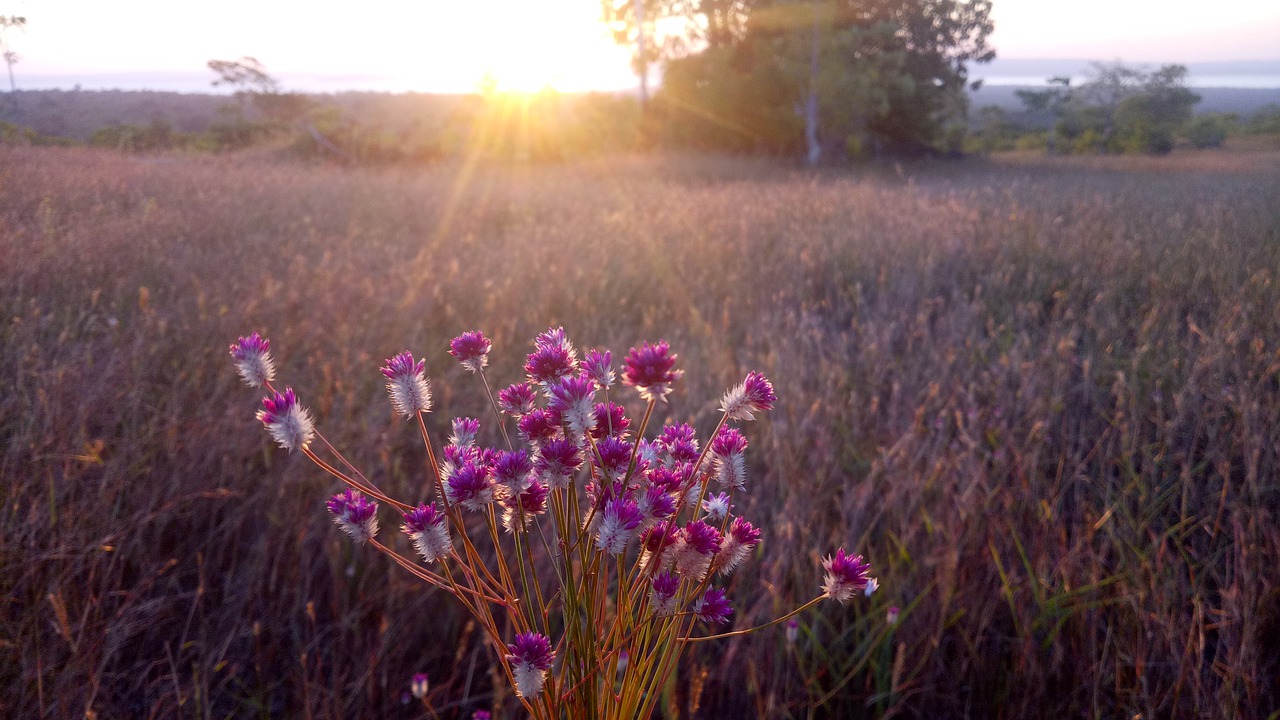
left=4, top=0, right=1279, bottom=93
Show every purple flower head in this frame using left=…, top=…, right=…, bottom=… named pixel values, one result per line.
left=821, top=548, right=874, bottom=604
left=536, top=437, right=582, bottom=488
left=402, top=502, right=451, bottom=563
left=675, top=520, right=723, bottom=580
left=593, top=435, right=632, bottom=482
left=230, top=332, right=275, bottom=387
left=411, top=673, right=429, bottom=699
left=450, top=417, right=481, bottom=448
left=445, top=460, right=494, bottom=512
left=701, top=492, right=732, bottom=521
left=590, top=402, right=631, bottom=440
left=498, top=382, right=537, bottom=416
left=257, top=388, right=315, bottom=452
left=711, top=427, right=749, bottom=490
left=526, top=328, right=578, bottom=385
left=548, top=374, right=597, bottom=438
left=721, top=371, right=777, bottom=421
left=502, top=479, right=549, bottom=532
left=448, top=331, right=491, bottom=373
left=636, top=438, right=662, bottom=468
left=439, top=443, right=481, bottom=480
left=622, top=341, right=683, bottom=403
left=494, top=449, right=534, bottom=494
left=381, top=352, right=432, bottom=417
left=327, top=489, right=379, bottom=544
left=645, top=465, right=685, bottom=493
left=650, top=570, right=680, bottom=616
left=518, top=409, right=561, bottom=445
left=535, top=326, right=575, bottom=354
left=639, top=521, right=678, bottom=570
left=865, top=577, right=880, bottom=597
left=583, top=348, right=616, bottom=388
left=506, top=632, right=554, bottom=698
left=658, top=423, right=700, bottom=465
left=595, top=498, right=643, bottom=554
left=694, top=587, right=733, bottom=625
left=638, top=486, right=677, bottom=525
left=715, top=517, right=761, bottom=576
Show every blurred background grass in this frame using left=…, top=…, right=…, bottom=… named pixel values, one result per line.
left=2, top=146, right=1279, bottom=718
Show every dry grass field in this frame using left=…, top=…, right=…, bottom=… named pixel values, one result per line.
left=3, top=145, right=1279, bottom=719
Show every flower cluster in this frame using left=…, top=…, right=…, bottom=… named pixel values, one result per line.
left=232, top=327, right=876, bottom=719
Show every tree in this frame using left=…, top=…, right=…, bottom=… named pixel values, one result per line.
left=642, top=0, right=993, bottom=158
left=1, top=14, right=26, bottom=99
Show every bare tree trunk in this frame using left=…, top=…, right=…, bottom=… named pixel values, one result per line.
left=634, top=0, right=649, bottom=111
left=805, top=3, right=821, bottom=166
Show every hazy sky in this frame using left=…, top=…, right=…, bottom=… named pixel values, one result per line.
left=5, top=0, right=1279, bottom=92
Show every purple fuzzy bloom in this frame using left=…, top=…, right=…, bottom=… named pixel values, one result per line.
left=645, top=465, right=684, bottom=493
left=494, top=449, right=534, bottom=495
left=534, top=326, right=575, bottom=354
left=638, top=486, right=677, bottom=526
left=536, top=437, right=582, bottom=488
left=590, top=402, right=631, bottom=440
left=450, top=417, right=481, bottom=448
left=701, top=492, right=732, bottom=521
left=582, top=348, right=615, bottom=388
left=622, top=341, right=683, bottom=403
left=448, top=331, right=491, bottom=373
left=650, top=570, right=680, bottom=616
left=445, top=460, right=494, bottom=512
left=721, top=371, right=777, bottom=421
left=548, top=374, right=597, bottom=437
left=715, top=517, right=761, bottom=576
left=381, top=352, right=433, bottom=418
left=593, top=435, right=632, bottom=482
left=506, top=632, right=554, bottom=698
left=821, top=548, right=874, bottom=604
left=636, top=438, right=662, bottom=468
left=525, top=330, right=578, bottom=385
left=595, top=498, right=643, bottom=554
left=498, top=382, right=537, bottom=416
left=711, top=427, right=749, bottom=490
left=230, top=332, right=275, bottom=387
left=257, top=387, right=315, bottom=452
left=658, top=423, right=700, bottom=465
left=411, top=673, right=430, bottom=699
left=502, top=479, right=549, bottom=532
left=639, top=521, right=678, bottom=570
left=402, top=502, right=451, bottom=563
left=517, top=408, right=561, bottom=445
left=694, top=587, right=733, bottom=625
left=674, top=520, right=723, bottom=580
left=327, top=489, right=379, bottom=543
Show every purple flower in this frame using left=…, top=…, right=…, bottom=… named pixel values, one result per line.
left=639, top=521, right=678, bottom=570
left=710, top=427, right=748, bottom=490
left=498, top=382, right=537, bottom=416
left=694, top=587, right=733, bottom=625
left=518, top=408, right=561, bottom=445
left=593, top=436, right=632, bottom=482
left=536, top=437, right=582, bottom=488
left=506, top=632, right=554, bottom=698
left=257, top=388, right=315, bottom=452
left=449, top=417, right=480, bottom=447
left=444, top=460, right=494, bottom=512
left=502, top=479, right=549, bottom=532
left=526, top=328, right=578, bottom=385
left=327, top=489, right=379, bottom=544
left=583, top=348, right=615, bottom=388
left=595, top=498, right=643, bottom=554
left=674, top=520, right=722, bottom=580
left=721, top=371, right=777, bottom=421
left=650, top=570, right=680, bottom=616
left=230, top=332, right=275, bottom=387
left=821, top=548, right=874, bottom=604
left=715, top=517, right=760, bottom=576
left=658, top=423, right=700, bottom=465
left=590, top=402, right=631, bottom=440
left=411, top=672, right=429, bottom=699
left=535, top=326, right=575, bottom=354
left=548, top=374, right=597, bottom=437
left=402, top=502, right=451, bottom=563
left=622, top=341, right=683, bottom=402
left=701, top=492, right=732, bottom=521
left=493, top=449, right=534, bottom=495
left=448, top=331, right=491, bottom=373
left=381, top=352, right=432, bottom=418
left=865, top=577, right=880, bottom=596
left=637, top=486, right=677, bottom=527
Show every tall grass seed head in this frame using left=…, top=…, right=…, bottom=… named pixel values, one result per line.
left=448, top=331, right=491, bottom=373
left=506, top=632, right=554, bottom=698
left=230, top=332, right=275, bottom=387
left=821, top=548, right=874, bottom=604
left=721, top=371, right=777, bottom=421
left=381, top=352, right=432, bottom=417
left=402, top=502, right=451, bottom=563
left=622, top=341, right=683, bottom=403
left=257, top=387, right=315, bottom=452
left=327, top=489, right=379, bottom=544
